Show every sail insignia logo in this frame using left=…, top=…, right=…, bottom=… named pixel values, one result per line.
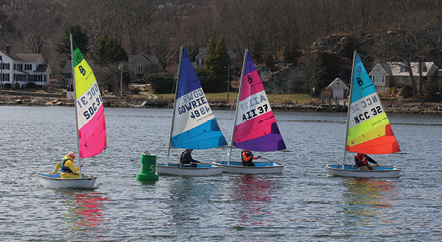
left=76, top=53, right=82, bottom=64
left=356, top=66, right=362, bottom=76
left=247, top=75, right=253, bottom=84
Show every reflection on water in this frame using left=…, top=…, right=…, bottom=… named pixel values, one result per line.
left=59, top=191, right=109, bottom=230
left=167, top=178, right=222, bottom=228
left=231, top=175, right=277, bottom=227
left=342, top=178, right=398, bottom=228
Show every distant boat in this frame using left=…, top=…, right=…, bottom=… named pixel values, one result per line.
left=326, top=51, right=401, bottom=178
left=37, top=35, right=106, bottom=188
left=155, top=46, right=226, bottom=176
left=215, top=49, right=286, bottom=174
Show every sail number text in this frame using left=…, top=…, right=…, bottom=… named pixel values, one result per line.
left=242, top=103, right=269, bottom=122
left=177, top=96, right=210, bottom=119
left=351, top=95, right=383, bottom=124
left=238, top=93, right=270, bottom=122
left=76, top=83, right=102, bottom=120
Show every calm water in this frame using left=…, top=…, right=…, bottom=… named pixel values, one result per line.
left=0, top=106, right=441, bottom=241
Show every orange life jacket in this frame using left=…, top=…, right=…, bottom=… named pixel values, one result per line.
left=355, top=154, right=368, bottom=166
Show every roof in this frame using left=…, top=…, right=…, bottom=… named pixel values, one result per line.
left=0, top=50, right=43, bottom=62
left=369, top=62, right=439, bottom=77
left=128, top=52, right=159, bottom=65
left=368, top=63, right=389, bottom=76
left=326, top=77, right=348, bottom=90
left=35, top=64, right=49, bottom=72
left=63, top=60, right=72, bottom=74
left=15, top=53, right=42, bottom=62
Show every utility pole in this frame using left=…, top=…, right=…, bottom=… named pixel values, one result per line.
left=0, top=55, right=2, bottom=91
left=226, top=62, right=230, bottom=103
left=119, top=63, right=123, bottom=99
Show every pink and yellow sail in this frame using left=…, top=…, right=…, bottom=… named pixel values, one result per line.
left=72, top=39, right=107, bottom=158
left=346, top=51, right=400, bottom=154
left=232, top=49, right=286, bottom=152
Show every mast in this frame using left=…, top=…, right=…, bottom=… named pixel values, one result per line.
left=70, top=34, right=82, bottom=178
left=166, top=46, right=183, bottom=164
left=228, top=48, right=248, bottom=164
left=341, top=50, right=357, bottom=166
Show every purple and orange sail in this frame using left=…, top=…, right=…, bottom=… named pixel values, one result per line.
left=232, top=49, right=286, bottom=152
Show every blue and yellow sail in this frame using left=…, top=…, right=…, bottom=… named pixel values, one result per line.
left=346, top=52, right=400, bottom=154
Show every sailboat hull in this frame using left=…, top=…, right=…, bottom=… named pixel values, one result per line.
left=156, top=163, right=223, bottom=176
left=36, top=173, right=97, bottom=189
left=215, top=161, right=283, bottom=174
left=325, top=165, right=400, bottom=178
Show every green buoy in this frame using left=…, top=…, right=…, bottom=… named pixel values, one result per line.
left=136, top=153, right=159, bottom=181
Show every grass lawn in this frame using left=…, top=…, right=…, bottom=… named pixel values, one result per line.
left=154, top=92, right=317, bottom=104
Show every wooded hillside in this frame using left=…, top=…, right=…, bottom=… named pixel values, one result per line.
left=1, top=0, right=440, bottom=98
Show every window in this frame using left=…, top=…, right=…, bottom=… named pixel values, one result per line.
left=397, top=76, right=404, bottom=83
left=1, top=73, right=9, bottom=81
left=2, top=63, right=10, bottom=70
left=14, top=64, right=23, bottom=71
left=373, top=75, right=385, bottom=84
left=399, top=65, right=405, bottom=72
left=13, top=74, right=27, bottom=82
left=25, top=64, right=32, bottom=71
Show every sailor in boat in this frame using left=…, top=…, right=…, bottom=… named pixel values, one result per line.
left=354, top=153, right=379, bottom=171
left=52, top=152, right=84, bottom=178
left=241, top=149, right=261, bottom=167
left=180, top=149, right=200, bottom=167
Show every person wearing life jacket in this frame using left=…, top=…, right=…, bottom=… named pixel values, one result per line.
left=354, top=153, right=378, bottom=171
left=180, top=149, right=199, bottom=167
left=53, top=152, right=84, bottom=178
left=241, top=149, right=260, bottom=167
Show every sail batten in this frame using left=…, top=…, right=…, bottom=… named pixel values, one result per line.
left=346, top=52, right=400, bottom=154
left=232, top=49, right=286, bottom=152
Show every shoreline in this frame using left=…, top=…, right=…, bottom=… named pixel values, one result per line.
left=1, top=92, right=441, bottom=114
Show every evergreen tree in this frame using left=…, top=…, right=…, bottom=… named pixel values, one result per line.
left=283, top=41, right=303, bottom=65
left=205, top=37, right=229, bottom=92
left=57, top=25, right=89, bottom=57
left=94, top=34, right=128, bottom=65
left=56, top=25, right=89, bottom=68
left=205, top=36, right=217, bottom=75
left=251, top=39, right=265, bottom=64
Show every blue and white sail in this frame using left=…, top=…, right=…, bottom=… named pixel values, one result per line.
left=170, top=47, right=227, bottom=149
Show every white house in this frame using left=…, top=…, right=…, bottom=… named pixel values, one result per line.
left=369, top=62, right=440, bottom=93
left=326, top=77, right=349, bottom=99
left=0, top=45, right=52, bottom=88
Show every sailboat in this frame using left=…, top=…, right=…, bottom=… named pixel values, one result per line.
left=37, top=35, right=106, bottom=188
left=215, top=49, right=286, bottom=174
left=326, top=51, right=401, bottom=178
left=155, top=46, right=226, bottom=176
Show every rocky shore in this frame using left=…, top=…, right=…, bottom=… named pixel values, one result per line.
left=1, top=91, right=441, bottom=114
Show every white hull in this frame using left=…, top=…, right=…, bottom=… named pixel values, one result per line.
left=215, top=161, right=283, bottom=174
left=325, top=165, right=400, bottom=178
left=156, top=163, right=223, bottom=176
left=36, top=173, right=97, bottom=189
